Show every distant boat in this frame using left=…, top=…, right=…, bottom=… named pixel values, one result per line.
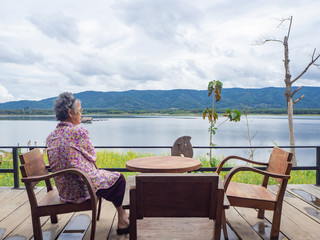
left=81, top=117, right=93, bottom=123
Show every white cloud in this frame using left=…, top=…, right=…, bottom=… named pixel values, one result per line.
left=0, top=85, right=14, bottom=103
left=28, top=13, right=79, bottom=44
left=0, top=0, right=319, bottom=102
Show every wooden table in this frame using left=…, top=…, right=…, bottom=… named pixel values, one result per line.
left=125, top=156, right=201, bottom=173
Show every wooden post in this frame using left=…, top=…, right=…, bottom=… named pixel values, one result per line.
left=13, top=147, right=20, bottom=188
left=316, top=147, right=320, bottom=186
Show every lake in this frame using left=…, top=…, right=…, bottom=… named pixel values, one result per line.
left=0, top=115, right=319, bottom=166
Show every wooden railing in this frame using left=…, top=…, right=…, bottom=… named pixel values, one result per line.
left=0, top=145, right=319, bottom=188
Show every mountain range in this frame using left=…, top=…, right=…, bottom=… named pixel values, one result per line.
left=0, top=87, right=320, bottom=111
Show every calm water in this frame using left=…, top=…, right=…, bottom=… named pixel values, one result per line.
left=0, top=115, right=319, bottom=166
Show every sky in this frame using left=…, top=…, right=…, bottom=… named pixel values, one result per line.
left=0, top=0, right=320, bottom=103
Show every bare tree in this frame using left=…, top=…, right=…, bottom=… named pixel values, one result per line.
left=242, top=106, right=258, bottom=160
left=258, top=16, right=320, bottom=166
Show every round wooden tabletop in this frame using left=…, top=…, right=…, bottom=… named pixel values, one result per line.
left=125, top=156, right=201, bottom=173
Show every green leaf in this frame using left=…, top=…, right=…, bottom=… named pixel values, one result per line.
left=225, top=109, right=241, bottom=122
left=207, top=81, right=214, bottom=97
left=202, top=110, right=207, bottom=119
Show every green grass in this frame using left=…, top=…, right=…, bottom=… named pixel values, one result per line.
left=0, top=150, right=316, bottom=186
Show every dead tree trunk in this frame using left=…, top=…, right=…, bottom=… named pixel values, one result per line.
left=259, top=16, right=320, bottom=166
left=283, top=34, right=298, bottom=165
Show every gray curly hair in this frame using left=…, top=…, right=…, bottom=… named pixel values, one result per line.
left=54, top=92, right=81, bottom=121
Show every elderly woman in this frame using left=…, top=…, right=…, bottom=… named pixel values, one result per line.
left=46, top=92, right=129, bottom=234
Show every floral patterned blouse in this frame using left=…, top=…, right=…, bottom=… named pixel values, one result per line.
left=46, top=122, right=120, bottom=203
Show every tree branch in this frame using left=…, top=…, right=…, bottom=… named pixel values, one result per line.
left=292, top=48, right=320, bottom=84
left=286, top=16, right=293, bottom=39
left=255, top=39, right=283, bottom=45
left=275, top=16, right=292, bottom=39
left=292, top=86, right=303, bottom=96
left=293, top=94, right=305, bottom=104
left=276, top=17, right=292, bottom=28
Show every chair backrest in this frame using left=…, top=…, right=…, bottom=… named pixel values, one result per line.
left=134, top=173, right=223, bottom=219
left=266, top=147, right=293, bottom=184
left=19, top=148, right=52, bottom=189
left=171, top=136, right=193, bottom=158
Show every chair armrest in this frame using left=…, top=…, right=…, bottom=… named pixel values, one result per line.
left=216, top=155, right=269, bottom=174
left=223, top=195, right=230, bottom=209
left=218, top=177, right=230, bottom=209
left=123, top=176, right=136, bottom=209
left=21, top=168, right=97, bottom=203
left=223, top=166, right=291, bottom=190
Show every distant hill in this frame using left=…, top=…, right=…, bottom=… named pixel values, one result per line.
left=0, top=87, right=320, bottom=111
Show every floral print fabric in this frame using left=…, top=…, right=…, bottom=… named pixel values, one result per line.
left=46, top=122, right=120, bottom=203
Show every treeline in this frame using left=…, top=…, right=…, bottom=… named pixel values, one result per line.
left=1, top=108, right=320, bottom=116
left=0, top=109, right=55, bottom=115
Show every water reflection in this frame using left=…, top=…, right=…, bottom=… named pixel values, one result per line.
left=305, top=207, right=320, bottom=220
left=253, top=221, right=286, bottom=240
left=291, top=188, right=320, bottom=209
left=0, top=229, right=5, bottom=240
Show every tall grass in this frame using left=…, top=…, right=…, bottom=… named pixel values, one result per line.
left=0, top=149, right=316, bottom=186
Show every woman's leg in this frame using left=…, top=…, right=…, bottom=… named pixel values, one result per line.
left=117, top=205, right=129, bottom=229
left=96, top=174, right=129, bottom=230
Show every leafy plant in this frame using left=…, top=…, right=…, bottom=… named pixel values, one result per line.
left=203, top=80, right=241, bottom=164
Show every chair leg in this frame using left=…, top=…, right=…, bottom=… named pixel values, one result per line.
left=50, top=214, right=58, bottom=223
left=130, top=190, right=137, bottom=240
left=90, top=208, right=97, bottom=240
left=97, top=196, right=102, bottom=221
left=270, top=207, right=282, bottom=240
left=31, top=215, right=43, bottom=240
left=257, top=209, right=265, bottom=219
left=222, top=210, right=228, bottom=240
left=213, top=220, right=222, bottom=240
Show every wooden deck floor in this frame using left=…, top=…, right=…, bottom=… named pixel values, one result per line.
left=0, top=184, right=319, bottom=240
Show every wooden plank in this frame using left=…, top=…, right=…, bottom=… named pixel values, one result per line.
left=2, top=185, right=320, bottom=240
left=286, top=185, right=320, bottom=210
left=225, top=207, right=262, bottom=240
left=108, top=212, right=239, bottom=240
left=263, top=186, right=319, bottom=239
left=6, top=212, right=50, bottom=239
left=307, top=184, right=320, bottom=193
left=107, top=212, right=126, bottom=240
left=295, top=184, right=320, bottom=199
left=57, top=212, right=90, bottom=240
left=0, top=187, right=42, bottom=221
left=120, top=218, right=218, bottom=240
left=1, top=187, right=49, bottom=239
left=0, top=187, right=11, bottom=195
left=83, top=200, right=117, bottom=240
left=0, top=189, right=25, bottom=219
left=0, top=199, right=32, bottom=239
left=269, top=185, right=320, bottom=224
left=264, top=207, right=318, bottom=240
left=234, top=206, right=288, bottom=240
left=38, top=212, right=76, bottom=240
left=0, top=187, right=47, bottom=239
left=136, top=218, right=216, bottom=240
left=14, top=213, right=76, bottom=240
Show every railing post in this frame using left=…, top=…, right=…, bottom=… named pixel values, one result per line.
left=316, top=147, right=320, bottom=186
left=12, top=147, right=20, bottom=188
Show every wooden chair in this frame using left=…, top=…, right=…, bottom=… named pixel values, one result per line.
left=19, top=148, right=98, bottom=240
left=171, top=136, right=193, bottom=158
left=129, top=173, right=227, bottom=240
left=216, top=146, right=293, bottom=240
